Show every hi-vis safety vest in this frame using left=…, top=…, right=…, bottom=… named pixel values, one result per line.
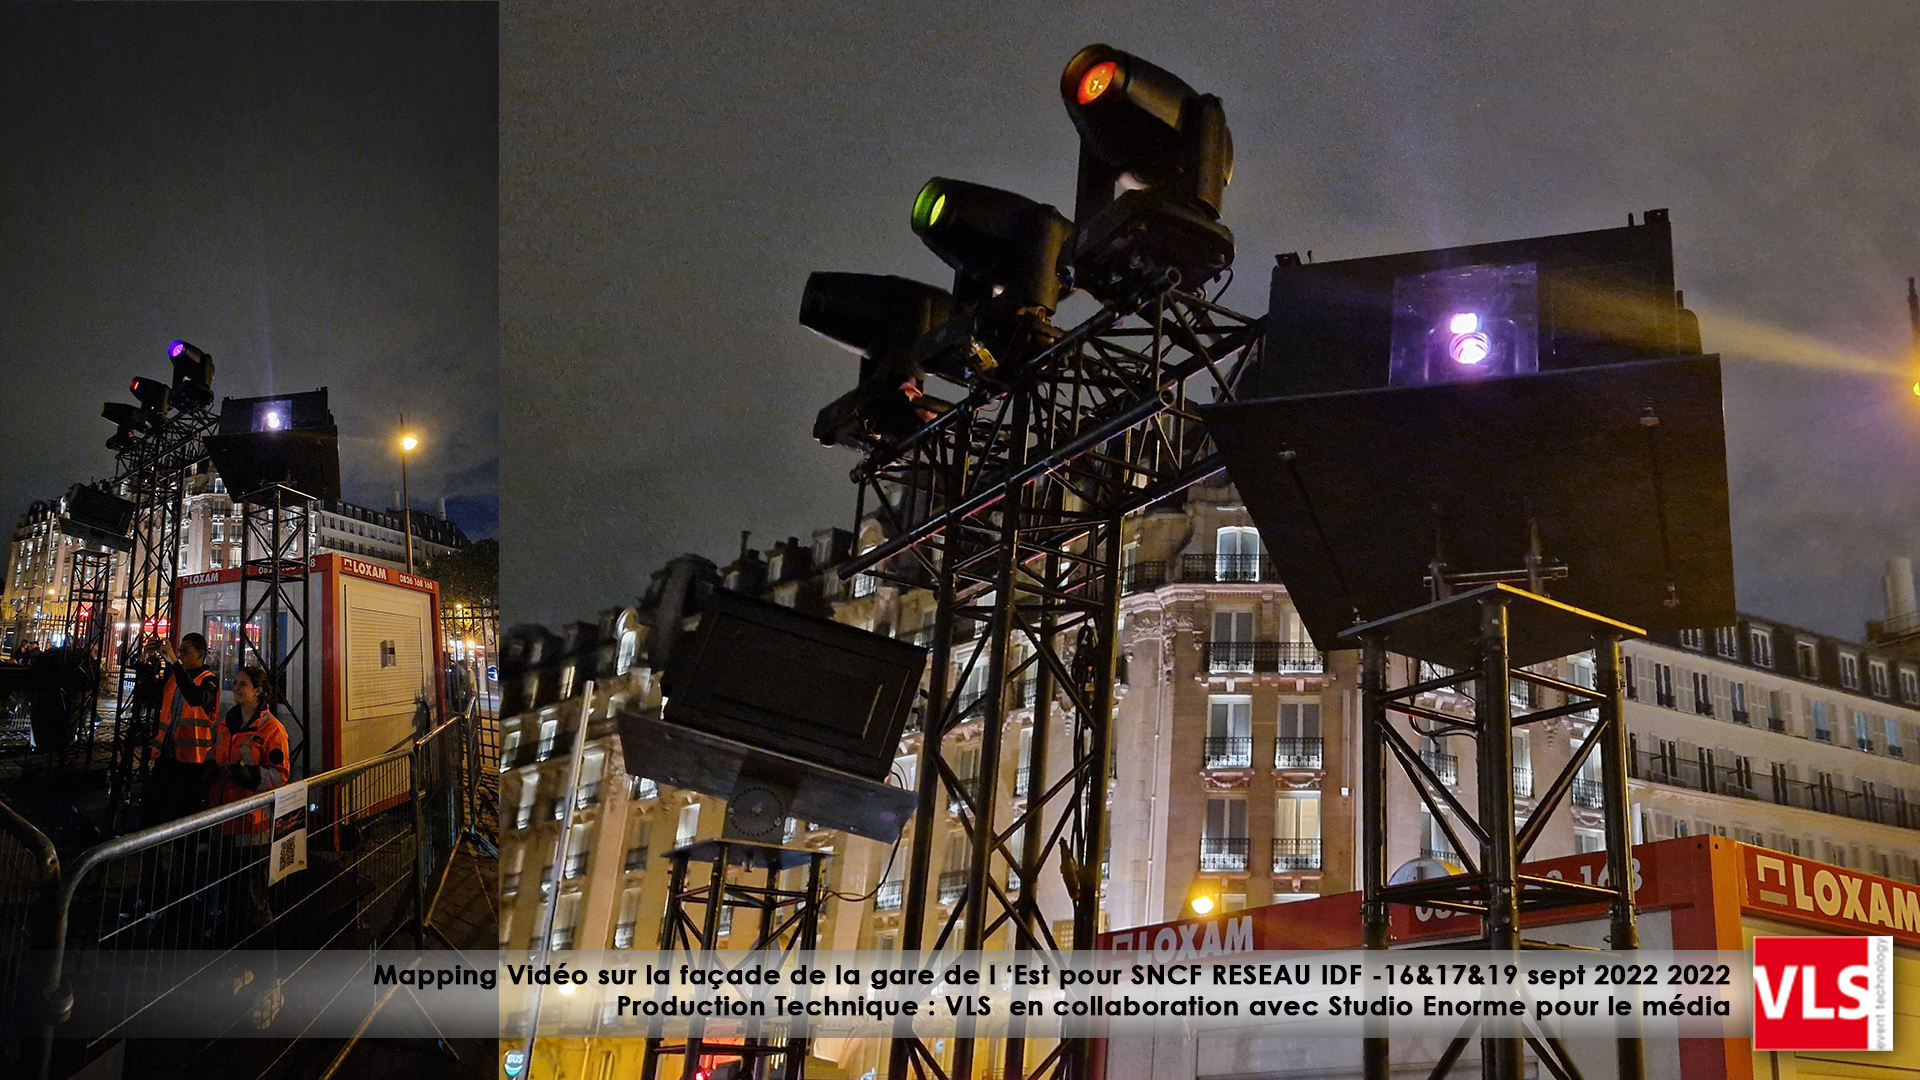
left=151, top=667, right=217, bottom=764
left=212, top=709, right=291, bottom=837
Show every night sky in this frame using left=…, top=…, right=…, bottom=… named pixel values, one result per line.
left=0, top=4, right=498, bottom=541
left=513, top=2, right=1919, bottom=639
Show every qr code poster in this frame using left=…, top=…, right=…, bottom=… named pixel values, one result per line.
left=269, top=780, right=309, bottom=885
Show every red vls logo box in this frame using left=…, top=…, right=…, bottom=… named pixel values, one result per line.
left=1753, top=936, right=1893, bottom=1051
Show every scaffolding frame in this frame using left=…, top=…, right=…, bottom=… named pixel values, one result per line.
left=236, top=483, right=315, bottom=778
left=833, top=285, right=1264, bottom=1080
left=103, top=408, right=216, bottom=832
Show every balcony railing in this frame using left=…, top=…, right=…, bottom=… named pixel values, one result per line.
left=502, top=871, right=522, bottom=898
left=1204, top=737, right=1253, bottom=769
left=1513, top=766, right=1534, bottom=798
left=1731, top=709, right=1751, bottom=726
left=575, top=781, right=601, bottom=809
left=1122, top=554, right=1284, bottom=594
left=1200, top=640, right=1325, bottom=675
left=1272, top=837, right=1322, bottom=871
left=565, top=851, right=589, bottom=879
left=624, top=846, right=649, bottom=872
left=876, top=880, right=904, bottom=911
left=1274, top=737, right=1324, bottom=769
left=938, top=870, right=969, bottom=906
left=1420, top=750, right=1458, bottom=786
left=1014, top=765, right=1031, bottom=797
left=631, top=777, right=658, bottom=801
left=947, top=778, right=981, bottom=815
left=614, top=922, right=636, bottom=949
left=1630, top=748, right=1920, bottom=831
left=1421, top=846, right=1458, bottom=864
left=1200, top=836, right=1250, bottom=872
left=1571, top=778, right=1604, bottom=808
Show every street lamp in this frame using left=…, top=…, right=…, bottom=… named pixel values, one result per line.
left=399, top=429, right=419, bottom=574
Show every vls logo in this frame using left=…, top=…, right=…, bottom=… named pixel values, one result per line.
left=1752, top=936, right=1893, bottom=1051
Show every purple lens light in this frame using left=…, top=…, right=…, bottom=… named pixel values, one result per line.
left=169, top=341, right=185, bottom=358
left=1449, top=332, right=1491, bottom=365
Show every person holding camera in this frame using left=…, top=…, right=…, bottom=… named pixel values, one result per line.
left=140, top=632, right=219, bottom=827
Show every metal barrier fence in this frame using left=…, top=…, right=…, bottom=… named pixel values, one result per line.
left=17, top=716, right=465, bottom=1080
left=0, top=800, right=58, bottom=1072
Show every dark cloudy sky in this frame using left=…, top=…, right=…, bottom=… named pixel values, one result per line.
left=503, top=1, right=1919, bottom=637
left=0, top=4, right=498, bottom=539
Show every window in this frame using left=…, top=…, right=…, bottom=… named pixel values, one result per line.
left=1869, top=661, right=1890, bottom=698
left=1678, top=628, right=1704, bottom=651
left=565, top=823, right=594, bottom=878
left=1690, top=671, right=1713, bottom=716
left=1854, top=711, right=1873, bottom=752
left=1511, top=730, right=1533, bottom=797
left=1887, top=717, right=1904, bottom=759
left=1421, top=806, right=1455, bottom=862
left=1276, top=701, right=1322, bottom=767
left=551, top=892, right=581, bottom=950
left=675, top=803, right=700, bottom=848
left=1205, top=695, right=1252, bottom=768
left=1623, top=656, right=1637, bottom=699
left=1714, top=626, right=1738, bottom=658
left=537, top=714, right=559, bottom=759
left=1810, top=701, right=1831, bottom=743
left=1767, top=689, right=1785, bottom=732
left=1750, top=628, right=1774, bottom=669
left=1215, top=526, right=1260, bottom=582
left=1573, top=828, right=1605, bottom=854
left=1796, top=640, right=1819, bottom=679
left=1653, top=663, right=1675, bottom=708
left=1273, top=793, right=1321, bottom=870
left=1729, top=682, right=1748, bottom=724
left=1840, top=653, right=1860, bottom=690
left=514, top=770, right=540, bottom=830
left=1210, top=610, right=1254, bottom=673
left=1201, top=797, right=1249, bottom=870
left=1901, top=668, right=1920, bottom=704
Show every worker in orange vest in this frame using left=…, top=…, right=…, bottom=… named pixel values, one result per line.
left=211, top=664, right=290, bottom=953
left=140, top=632, right=220, bottom=827
left=210, top=664, right=291, bottom=837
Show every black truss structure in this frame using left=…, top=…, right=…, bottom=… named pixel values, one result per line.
left=832, top=286, right=1264, bottom=1080
left=641, top=840, right=826, bottom=1080
left=1349, top=585, right=1643, bottom=1080
left=58, top=549, right=116, bottom=765
left=444, top=598, right=500, bottom=845
left=237, top=484, right=314, bottom=777
left=103, top=407, right=217, bottom=833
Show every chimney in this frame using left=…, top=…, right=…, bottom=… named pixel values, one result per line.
left=391, top=490, right=402, bottom=511
left=437, top=497, right=448, bottom=520
left=1887, top=558, right=1917, bottom=630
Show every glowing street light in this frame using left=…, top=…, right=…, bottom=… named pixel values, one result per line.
left=398, top=424, right=419, bottom=574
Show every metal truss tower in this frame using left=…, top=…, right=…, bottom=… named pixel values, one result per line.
left=102, top=407, right=215, bottom=832
left=58, top=549, right=116, bottom=764
left=836, top=285, right=1264, bottom=1080
left=236, top=483, right=315, bottom=777
left=1351, top=585, right=1644, bottom=1080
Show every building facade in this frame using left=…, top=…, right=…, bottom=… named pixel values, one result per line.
left=499, top=485, right=1920, bottom=1080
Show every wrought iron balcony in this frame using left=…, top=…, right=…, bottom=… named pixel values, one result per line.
left=1513, top=766, right=1533, bottom=798
left=1420, top=846, right=1458, bottom=864
left=1420, top=749, right=1458, bottom=786
left=1014, top=765, right=1031, bottom=797
left=1203, top=736, right=1253, bottom=769
left=575, top=781, right=601, bottom=809
left=1200, top=640, right=1325, bottom=675
left=614, top=922, right=636, bottom=949
left=875, top=880, right=904, bottom=911
left=1274, top=737, right=1323, bottom=769
left=1570, top=778, right=1604, bottom=808
left=631, top=777, right=658, bottom=800
left=938, top=870, right=969, bottom=906
left=1200, top=836, right=1250, bottom=872
left=565, top=851, right=589, bottom=879
left=1272, top=838, right=1322, bottom=871
left=624, top=846, right=649, bottom=871
left=1183, top=553, right=1278, bottom=583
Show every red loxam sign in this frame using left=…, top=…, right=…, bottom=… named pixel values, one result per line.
left=1751, top=935, right=1893, bottom=1051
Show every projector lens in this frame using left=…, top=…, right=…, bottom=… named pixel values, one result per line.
left=1450, top=333, right=1491, bottom=365
left=1078, top=61, right=1117, bottom=104
left=1448, top=312, right=1479, bottom=335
